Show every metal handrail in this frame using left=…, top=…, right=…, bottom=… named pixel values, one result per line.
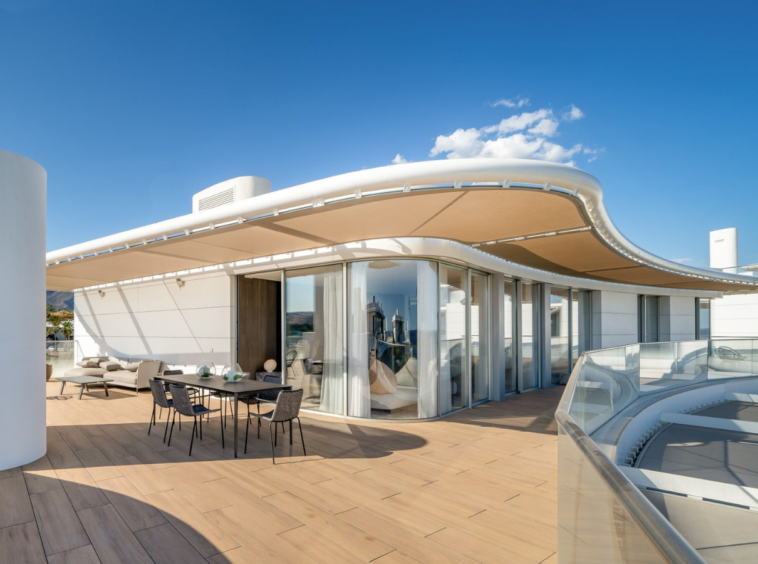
left=556, top=409, right=706, bottom=564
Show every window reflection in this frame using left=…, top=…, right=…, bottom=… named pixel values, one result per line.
left=522, top=283, right=541, bottom=390
left=550, top=287, right=570, bottom=385
left=348, top=260, right=438, bottom=419
left=471, top=272, right=489, bottom=403
left=440, top=265, right=466, bottom=414
left=285, top=265, right=343, bottom=414
left=504, top=280, right=516, bottom=394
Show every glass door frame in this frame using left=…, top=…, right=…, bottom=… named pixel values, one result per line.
left=503, top=277, right=518, bottom=396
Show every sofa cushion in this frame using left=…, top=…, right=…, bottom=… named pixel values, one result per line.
left=64, top=367, right=106, bottom=378
left=77, top=360, right=99, bottom=368
left=107, top=370, right=138, bottom=385
left=125, top=362, right=140, bottom=372
left=99, top=362, right=120, bottom=371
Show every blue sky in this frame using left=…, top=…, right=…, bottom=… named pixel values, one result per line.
left=1, top=1, right=757, bottom=268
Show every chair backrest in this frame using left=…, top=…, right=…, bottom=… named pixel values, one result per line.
left=286, top=349, right=297, bottom=367
left=271, top=389, right=303, bottom=422
left=148, top=379, right=172, bottom=409
left=257, top=374, right=281, bottom=402
left=168, top=384, right=196, bottom=417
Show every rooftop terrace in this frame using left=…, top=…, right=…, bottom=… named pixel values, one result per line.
left=0, top=381, right=562, bottom=564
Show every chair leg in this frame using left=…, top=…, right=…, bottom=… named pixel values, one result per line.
left=220, top=412, right=224, bottom=449
left=269, top=422, right=276, bottom=465
left=163, top=410, right=171, bottom=443
left=199, top=416, right=203, bottom=440
left=179, top=414, right=182, bottom=431
left=159, top=406, right=163, bottom=420
left=257, top=403, right=261, bottom=439
left=282, top=422, right=286, bottom=435
left=148, top=404, right=155, bottom=435
left=168, top=410, right=177, bottom=446
left=290, top=420, right=293, bottom=445
left=297, top=417, right=306, bottom=456
left=189, top=418, right=197, bottom=456
left=244, top=412, right=250, bottom=454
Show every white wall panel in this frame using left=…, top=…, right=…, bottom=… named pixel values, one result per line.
left=712, top=294, right=758, bottom=338
left=592, top=291, right=639, bottom=349
left=74, top=272, right=234, bottom=372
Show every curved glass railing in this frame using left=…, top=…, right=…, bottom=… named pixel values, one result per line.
left=557, top=339, right=758, bottom=564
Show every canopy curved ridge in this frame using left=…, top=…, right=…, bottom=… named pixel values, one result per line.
left=45, top=158, right=758, bottom=290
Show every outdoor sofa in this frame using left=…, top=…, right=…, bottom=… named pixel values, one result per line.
left=63, top=357, right=161, bottom=393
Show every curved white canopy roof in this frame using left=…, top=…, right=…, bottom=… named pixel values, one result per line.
left=46, top=159, right=758, bottom=293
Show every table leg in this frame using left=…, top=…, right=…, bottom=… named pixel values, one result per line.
left=104, top=382, right=109, bottom=397
left=79, top=385, right=85, bottom=400
left=60, top=381, right=66, bottom=395
left=234, top=393, right=239, bottom=458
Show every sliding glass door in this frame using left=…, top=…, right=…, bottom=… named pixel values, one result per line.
left=550, top=287, right=570, bottom=385
left=504, top=279, right=516, bottom=394
left=470, top=271, right=489, bottom=403
left=347, top=260, right=438, bottom=419
left=284, top=265, right=344, bottom=414
left=521, top=282, right=541, bottom=390
left=440, top=265, right=467, bottom=415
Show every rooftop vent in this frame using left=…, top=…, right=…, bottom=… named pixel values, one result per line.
left=192, top=176, right=271, bottom=213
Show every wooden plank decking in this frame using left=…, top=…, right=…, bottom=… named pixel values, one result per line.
left=0, top=381, right=562, bottom=564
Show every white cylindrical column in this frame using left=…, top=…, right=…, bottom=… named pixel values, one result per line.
left=0, top=149, right=46, bottom=470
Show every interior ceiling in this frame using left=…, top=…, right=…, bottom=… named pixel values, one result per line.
left=46, top=189, right=756, bottom=293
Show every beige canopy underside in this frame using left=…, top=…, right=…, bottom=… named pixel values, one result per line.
left=46, top=189, right=755, bottom=292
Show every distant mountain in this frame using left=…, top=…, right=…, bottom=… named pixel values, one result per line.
left=47, top=291, right=74, bottom=311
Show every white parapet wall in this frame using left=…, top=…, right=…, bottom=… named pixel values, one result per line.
left=711, top=293, right=758, bottom=338
left=0, top=150, right=46, bottom=470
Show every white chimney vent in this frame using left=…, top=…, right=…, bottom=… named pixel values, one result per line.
left=192, top=176, right=271, bottom=213
left=709, top=227, right=738, bottom=273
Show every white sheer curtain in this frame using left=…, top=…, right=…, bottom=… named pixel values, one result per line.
left=439, top=268, right=453, bottom=415
left=320, top=267, right=344, bottom=414
left=348, top=262, right=371, bottom=418
left=417, top=261, right=438, bottom=418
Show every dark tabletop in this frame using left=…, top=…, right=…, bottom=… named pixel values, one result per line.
left=155, top=373, right=290, bottom=396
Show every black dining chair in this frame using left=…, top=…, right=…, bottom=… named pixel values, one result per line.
left=148, top=379, right=175, bottom=442
left=245, top=388, right=305, bottom=464
left=167, top=384, right=224, bottom=456
left=239, top=374, right=286, bottom=436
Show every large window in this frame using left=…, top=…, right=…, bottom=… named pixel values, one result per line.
left=440, top=265, right=467, bottom=414
left=471, top=272, right=489, bottom=403
left=521, top=282, right=541, bottom=390
left=348, top=260, right=438, bottom=419
left=697, top=298, right=711, bottom=340
left=285, top=265, right=344, bottom=414
left=504, top=280, right=516, bottom=394
left=550, top=287, right=570, bottom=385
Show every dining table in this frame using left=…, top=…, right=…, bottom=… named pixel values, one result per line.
left=155, top=373, right=290, bottom=458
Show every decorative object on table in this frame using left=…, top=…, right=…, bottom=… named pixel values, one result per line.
left=223, top=370, right=243, bottom=382
left=46, top=364, right=53, bottom=381
left=197, top=364, right=213, bottom=378
left=263, top=358, right=277, bottom=372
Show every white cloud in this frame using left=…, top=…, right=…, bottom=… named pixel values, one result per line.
left=491, top=97, right=530, bottom=109
left=497, top=109, right=551, bottom=135
left=528, top=118, right=559, bottom=137
left=563, top=104, right=584, bottom=122
left=429, top=103, right=596, bottom=165
left=391, top=154, right=408, bottom=165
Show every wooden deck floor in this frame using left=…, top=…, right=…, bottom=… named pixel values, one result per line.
left=0, top=381, right=562, bottom=564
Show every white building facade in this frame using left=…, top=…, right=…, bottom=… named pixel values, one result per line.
left=47, top=159, right=758, bottom=421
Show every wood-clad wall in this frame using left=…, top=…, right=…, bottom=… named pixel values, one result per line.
left=237, top=277, right=281, bottom=374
